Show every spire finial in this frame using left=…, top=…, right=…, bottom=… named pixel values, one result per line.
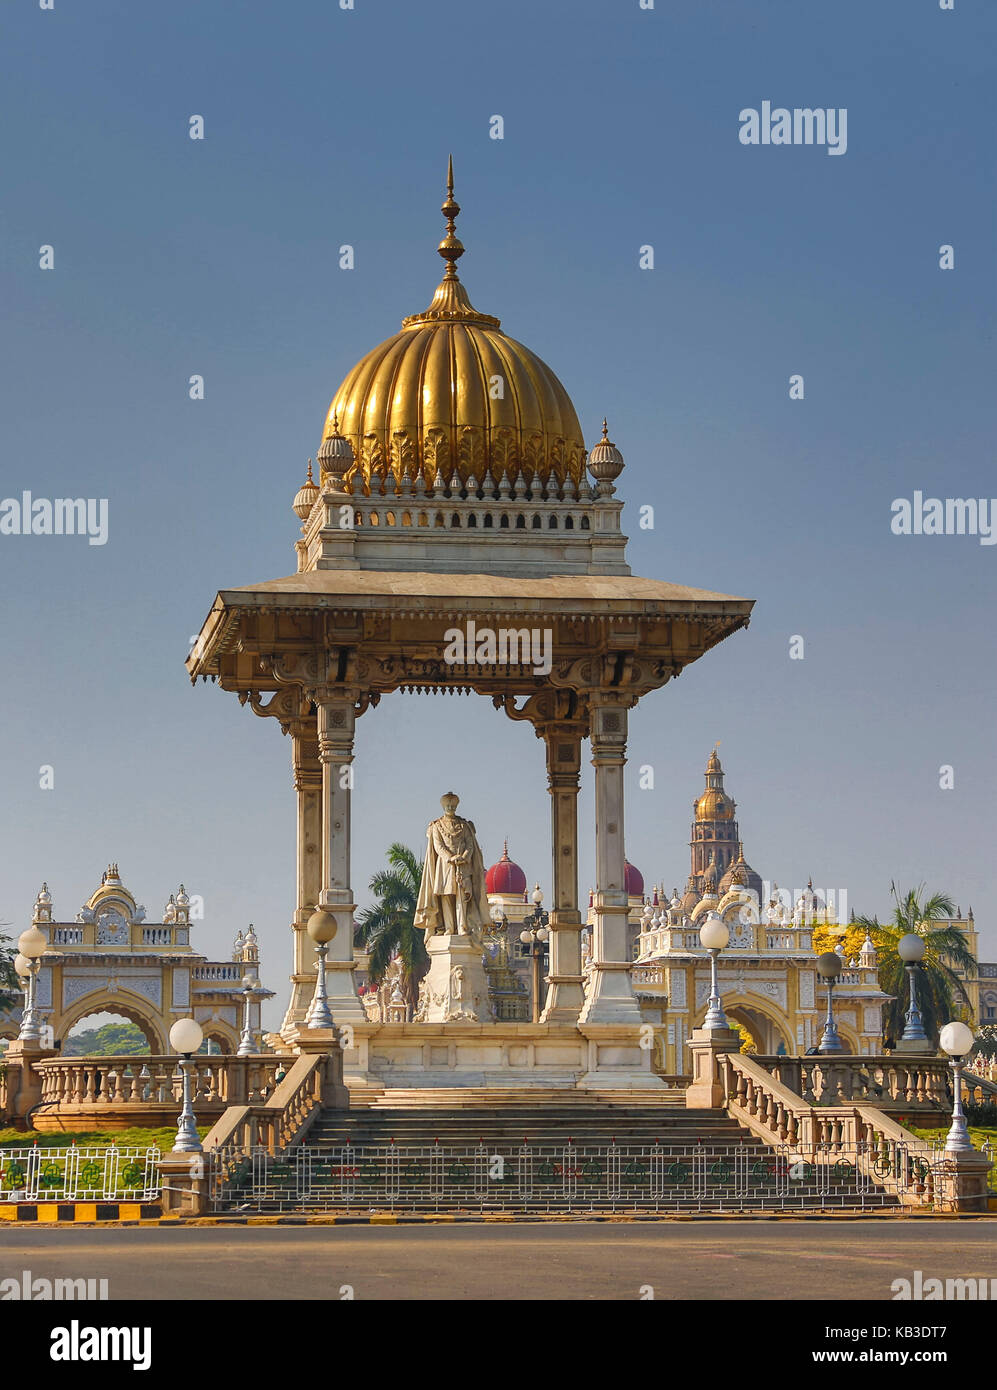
left=438, top=154, right=464, bottom=279
left=306, top=458, right=314, bottom=483
left=601, top=418, right=609, bottom=439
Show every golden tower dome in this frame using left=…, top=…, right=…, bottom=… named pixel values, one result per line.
left=321, top=160, right=587, bottom=493
left=694, top=746, right=735, bottom=821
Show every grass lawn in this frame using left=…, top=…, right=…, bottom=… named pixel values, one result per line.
left=0, top=1126, right=209, bottom=1151
left=904, top=1123, right=997, bottom=1150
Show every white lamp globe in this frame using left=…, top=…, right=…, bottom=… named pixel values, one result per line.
left=699, top=914, right=729, bottom=951
left=14, top=954, right=32, bottom=978
left=306, top=908, right=337, bottom=945
left=537, top=926, right=549, bottom=942
left=816, top=951, right=842, bottom=980
left=898, top=933, right=926, bottom=963
left=170, top=1017, right=204, bottom=1055
left=939, top=1021, right=974, bottom=1058
left=520, top=930, right=531, bottom=945
left=531, top=885, right=544, bottom=905
left=17, top=926, right=47, bottom=960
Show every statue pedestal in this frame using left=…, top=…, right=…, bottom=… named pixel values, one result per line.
left=417, top=933, right=494, bottom=1023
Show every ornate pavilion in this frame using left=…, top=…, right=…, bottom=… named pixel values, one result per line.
left=186, top=163, right=755, bottom=1091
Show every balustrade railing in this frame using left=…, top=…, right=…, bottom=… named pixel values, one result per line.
left=190, top=964, right=243, bottom=982
left=52, top=927, right=84, bottom=946
left=753, top=1055, right=950, bottom=1111
left=963, top=1067, right=997, bottom=1107
left=30, top=1055, right=281, bottom=1127
left=718, top=1054, right=940, bottom=1207
left=202, top=1052, right=331, bottom=1154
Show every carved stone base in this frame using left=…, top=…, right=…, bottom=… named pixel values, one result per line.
left=685, top=1027, right=741, bottom=1108
left=416, top=934, right=495, bottom=1024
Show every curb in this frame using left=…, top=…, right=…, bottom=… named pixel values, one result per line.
left=0, top=1202, right=162, bottom=1224
left=2, top=1206, right=993, bottom=1226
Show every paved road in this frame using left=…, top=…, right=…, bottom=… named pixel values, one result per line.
left=2, top=1220, right=994, bottom=1300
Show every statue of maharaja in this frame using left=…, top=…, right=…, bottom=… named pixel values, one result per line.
left=414, top=792, right=491, bottom=947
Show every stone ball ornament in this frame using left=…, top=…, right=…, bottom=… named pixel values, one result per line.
left=307, top=908, right=338, bottom=945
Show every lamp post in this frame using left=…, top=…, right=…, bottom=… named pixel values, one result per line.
left=699, top=912, right=730, bottom=1031
left=817, top=951, right=845, bottom=1054
left=305, top=908, right=337, bottom=1029
left=16, top=927, right=48, bottom=1043
left=519, top=886, right=549, bottom=1025
left=897, top=932, right=928, bottom=1045
left=939, top=1021, right=975, bottom=1154
left=237, top=973, right=262, bottom=1057
left=169, top=1017, right=205, bottom=1153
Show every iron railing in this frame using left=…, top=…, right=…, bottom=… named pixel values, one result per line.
left=209, top=1140, right=933, bottom=1214
left=0, top=1146, right=161, bottom=1202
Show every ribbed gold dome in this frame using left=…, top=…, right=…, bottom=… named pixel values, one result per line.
left=695, top=789, right=735, bottom=821
left=321, top=161, right=586, bottom=492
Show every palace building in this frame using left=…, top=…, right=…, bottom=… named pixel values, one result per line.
left=0, top=866, right=274, bottom=1054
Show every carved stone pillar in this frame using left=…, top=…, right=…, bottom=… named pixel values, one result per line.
left=578, top=698, right=642, bottom=1025
left=313, top=693, right=364, bottom=1024
left=282, top=718, right=323, bottom=1031
left=540, top=725, right=586, bottom=1023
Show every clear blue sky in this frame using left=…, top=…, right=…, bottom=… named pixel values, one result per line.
left=2, top=0, right=994, bottom=1028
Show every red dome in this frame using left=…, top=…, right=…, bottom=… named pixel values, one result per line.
left=625, top=860, right=644, bottom=897
left=486, top=841, right=528, bottom=896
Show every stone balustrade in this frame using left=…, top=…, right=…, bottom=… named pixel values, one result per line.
left=29, top=1055, right=282, bottom=1132
left=753, top=1055, right=951, bottom=1111
left=963, top=1067, right=997, bottom=1107
left=44, top=922, right=189, bottom=951
left=190, top=963, right=244, bottom=982
left=718, top=1053, right=946, bottom=1207
left=203, top=1038, right=347, bottom=1155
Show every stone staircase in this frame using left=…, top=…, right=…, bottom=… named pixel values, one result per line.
left=309, top=1093, right=762, bottom=1149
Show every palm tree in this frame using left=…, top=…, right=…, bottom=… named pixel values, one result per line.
left=855, top=884, right=976, bottom=1047
left=354, top=843, right=428, bottom=1018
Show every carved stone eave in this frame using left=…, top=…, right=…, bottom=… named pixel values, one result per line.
left=185, top=572, right=753, bottom=720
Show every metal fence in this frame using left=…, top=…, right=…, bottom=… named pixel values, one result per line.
left=0, top=1146, right=161, bottom=1202
left=209, top=1141, right=933, bottom=1214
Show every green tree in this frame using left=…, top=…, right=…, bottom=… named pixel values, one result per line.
left=970, top=1024, right=997, bottom=1062
left=354, top=843, right=429, bottom=1018
left=0, top=922, right=21, bottom=1011
left=855, top=884, right=976, bottom=1047
left=63, top=1021, right=151, bottom=1057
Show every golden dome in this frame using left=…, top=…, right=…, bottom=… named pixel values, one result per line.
left=694, top=788, right=734, bottom=821
left=322, top=160, right=586, bottom=492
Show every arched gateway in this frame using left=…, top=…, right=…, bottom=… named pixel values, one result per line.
left=186, top=164, right=754, bottom=1091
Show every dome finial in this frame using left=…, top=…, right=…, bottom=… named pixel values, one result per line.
left=438, top=154, right=464, bottom=279
left=601, top=418, right=609, bottom=439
